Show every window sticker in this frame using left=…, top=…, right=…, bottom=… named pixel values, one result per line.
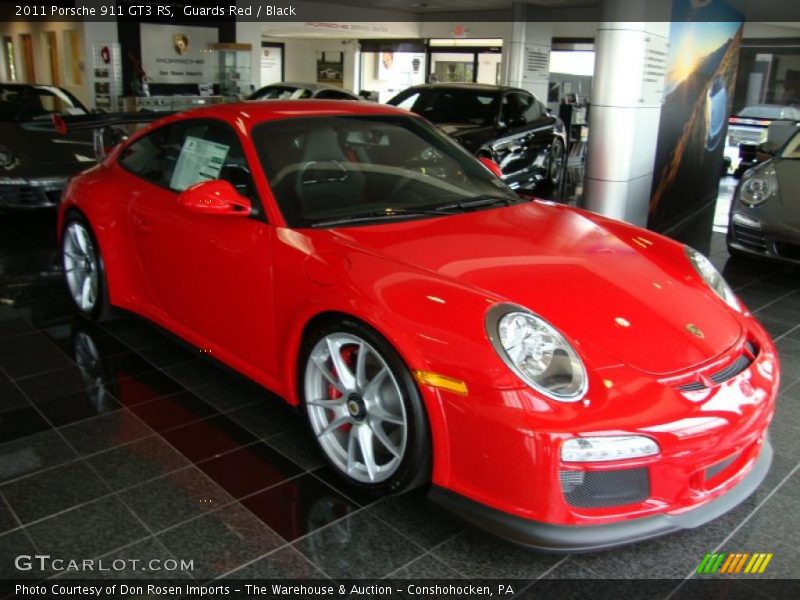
left=170, top=135, right=229, bottom=191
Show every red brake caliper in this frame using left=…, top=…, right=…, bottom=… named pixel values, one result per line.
left=330, top=345, right=358, bottom=433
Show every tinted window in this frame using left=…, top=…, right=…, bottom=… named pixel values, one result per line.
left=501, top=92, right=542, bottom=125
left=315, top=89, right=356, bottom=100
left=251, top=115, right=516, bottom=228
left=120, top=120, right=257, bottom=199
left=388, top=88, right=499, bottom=126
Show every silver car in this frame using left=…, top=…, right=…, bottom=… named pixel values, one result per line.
left=248, top=82, right=361, bottom=101
left=728, top=125, right=800, bottom=263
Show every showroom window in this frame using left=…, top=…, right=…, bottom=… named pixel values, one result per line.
left=2, top=36, right=16, bottom=82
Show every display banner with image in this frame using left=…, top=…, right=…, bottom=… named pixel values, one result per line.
left=648, top=0, right=743, bottom=234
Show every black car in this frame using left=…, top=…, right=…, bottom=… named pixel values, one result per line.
left=387, top=83, right=566, bottom=190
left=0, top=84, right=95, bottom=209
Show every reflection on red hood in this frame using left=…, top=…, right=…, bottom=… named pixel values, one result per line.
left=331, top=201, right=742, bottom=376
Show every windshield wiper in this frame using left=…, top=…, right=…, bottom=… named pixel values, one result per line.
left=432, top=195, right=515, bottom=212
left=311, top=208, right=454, bottom=228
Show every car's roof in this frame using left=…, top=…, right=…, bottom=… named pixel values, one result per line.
left=168, top=99, right=409, bottom=125
left=402, top=83, right=516, bottom=93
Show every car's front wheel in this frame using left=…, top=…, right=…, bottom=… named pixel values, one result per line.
left=61, top=214, right=110, bottom=320
left=546, top=137, right=566, bottom=188
left=300, top=319, right=431, bottom=494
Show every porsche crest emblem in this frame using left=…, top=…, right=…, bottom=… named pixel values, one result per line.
left=686, top=324, right=704, bottom=339
left=173, top=34, right=189, bottom=55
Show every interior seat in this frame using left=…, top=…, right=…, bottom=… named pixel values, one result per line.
left=294, top=127, right=366, bottom=215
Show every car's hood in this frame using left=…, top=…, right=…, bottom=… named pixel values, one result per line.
left=332, top=202, right=742, bottom=376
left=0, top=122, right=96, bottom=176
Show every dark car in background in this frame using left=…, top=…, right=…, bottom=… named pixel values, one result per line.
left=248, top=82, right=361, bottom=102
left=387, top=83, right=566, bottom=190
left=728, top=125, right=800, bottom=264
left=0, top=84, right=96, bottom=209
left=724, top=104, right=800, bottom=176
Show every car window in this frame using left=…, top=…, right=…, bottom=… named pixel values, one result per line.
left=0, top=85, right=86, bottom=121
left=315, top=89, right=355, bottom=100
left=120, top=120, right=257, bottom=200
left=501, top=92, right=541, bottom=126
left=393, top=91, right=420, bottom=110
left=118, top=124, right=178, bottom=186
left=251, top=114, right=516, bottom=228
left=389, top=89, right=498, bottom=126
left=781, top=130, right=800, bottom=159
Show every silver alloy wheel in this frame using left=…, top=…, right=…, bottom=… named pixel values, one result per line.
left=305, top=332, right=408, bottom=484
left=63, top=222, right=99, bottom=313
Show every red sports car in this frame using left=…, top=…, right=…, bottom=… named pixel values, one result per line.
left=57, top=100, right=778, bottom=551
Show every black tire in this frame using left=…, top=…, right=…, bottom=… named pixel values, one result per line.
left=542, top=137, right=566, bottom=190
left=60, top=212, right=112, bottom=321
left=299, top=317, right=431, bottom=495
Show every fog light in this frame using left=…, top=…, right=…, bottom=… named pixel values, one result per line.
left=732, top=213, right=762, bottom=229
left=561, top=436, right=659, bottom=462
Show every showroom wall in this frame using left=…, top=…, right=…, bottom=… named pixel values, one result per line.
left=0, top=20, right=119, bottom=107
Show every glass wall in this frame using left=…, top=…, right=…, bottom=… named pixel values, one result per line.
left=732, top=40, right=800, bottom=113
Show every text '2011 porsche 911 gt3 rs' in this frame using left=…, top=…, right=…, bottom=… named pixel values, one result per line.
left=57, top=100, right=778, bottom=552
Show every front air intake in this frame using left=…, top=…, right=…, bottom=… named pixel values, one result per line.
left=560, top=468, right=650, bottom=508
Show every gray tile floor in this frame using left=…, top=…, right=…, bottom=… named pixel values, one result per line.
left=0, top=207, right=798, bottom=596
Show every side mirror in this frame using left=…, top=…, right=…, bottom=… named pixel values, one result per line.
left=178, top=179, right=252, bottom=217
left=478, top=156, right=504, bottom=178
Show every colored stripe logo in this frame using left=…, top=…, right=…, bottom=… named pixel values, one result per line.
left=696, top=553, right=773, bottom=574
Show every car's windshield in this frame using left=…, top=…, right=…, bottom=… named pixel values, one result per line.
left=389, top=89, right=499, bottom=126
left=738, top=105, right=798, bottom=120
left=253, top=86, right=312, bottom=100
left=0, top=85, right=86, bottom=121
left=251, top=114, right=518, bottom=227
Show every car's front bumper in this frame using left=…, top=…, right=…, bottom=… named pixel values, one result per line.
left=431, top=437, right=772, bottom=552
left=0, top=177, right=68, bottom=208
left=424, top=321, right=777, bottom=551
left=728, top=205, right=800, bottom=265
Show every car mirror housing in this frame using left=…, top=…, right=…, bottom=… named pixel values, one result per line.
left=177, top=179, right=252, bottom=217
left=478, top=156, right=504, bottom=178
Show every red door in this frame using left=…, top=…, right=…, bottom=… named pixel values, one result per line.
left=124, top=118, right=277, bottom=377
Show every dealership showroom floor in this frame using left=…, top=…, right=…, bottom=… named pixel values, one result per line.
left=0, top=180, right=799, bottom=592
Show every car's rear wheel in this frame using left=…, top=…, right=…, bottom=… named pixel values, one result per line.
left=300, top=319, right=431, bottom=494
left=61, top=214, right=110, bottom=320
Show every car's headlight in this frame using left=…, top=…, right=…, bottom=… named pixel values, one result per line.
left=739, top=164, right=777, bottom=206
left=486, top=304, right=587, bottom=401
left=0, top=144, right=15, bottom=169
left=684, top=246, right=740, bottom=311
left=561, top=436, right=659, bottom=462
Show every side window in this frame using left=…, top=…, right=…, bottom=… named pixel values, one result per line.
left=118, top=124, right=179, bottom=186
left=316, top=89, right=355, bottom=100
left=168, top=120, right=257, bottom=200
left=523, top=96, right=545, bottom=122
left=119, top=120, right=257, bottom=201
left=394, top=91, right=420, bottom=110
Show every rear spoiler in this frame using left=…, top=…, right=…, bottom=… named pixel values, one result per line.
left=51, top=111, right=176, bottom=159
